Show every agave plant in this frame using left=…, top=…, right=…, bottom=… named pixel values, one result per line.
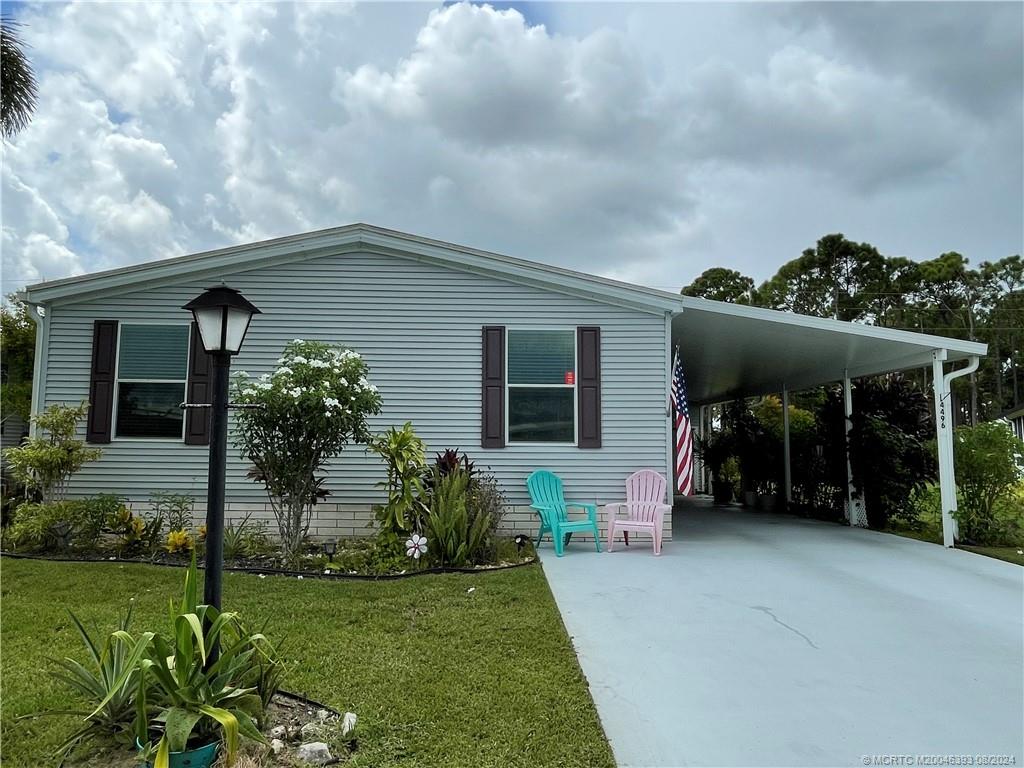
left=40, top=602, right=142, bottom=757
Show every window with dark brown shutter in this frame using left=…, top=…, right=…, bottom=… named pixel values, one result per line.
left=481, top=326, right=505, bottom=448
left=184, top=323, right=212, bottom=445
left=577, top=326, right=602, bottom=448
left=86, top=320, right=118, bottom=444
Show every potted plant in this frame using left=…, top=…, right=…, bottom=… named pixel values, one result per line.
left=94, top=557, right=270, bottom=768
left=696, top=431, right=737, bottom=505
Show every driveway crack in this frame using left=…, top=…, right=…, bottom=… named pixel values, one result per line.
left=750, top=605, right=819, bottom=649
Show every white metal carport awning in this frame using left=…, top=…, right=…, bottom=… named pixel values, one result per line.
left=672, top=297, right=986, bottom=406
left=668, top=296, right=987, bottom=550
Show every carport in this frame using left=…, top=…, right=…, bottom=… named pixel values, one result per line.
left=670, top=297, right=987, bottom=546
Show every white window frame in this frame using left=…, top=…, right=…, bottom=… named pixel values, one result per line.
left=112, top=321, right=191, bottom=442
left=505, top=326, right=578, bottom=446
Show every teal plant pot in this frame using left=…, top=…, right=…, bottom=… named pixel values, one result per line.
left=137, top=738, right=219, bottom=768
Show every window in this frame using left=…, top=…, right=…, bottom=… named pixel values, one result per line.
left=114, top=324, right=189, bottom=439
left=507, top=329, right=575, bottom=443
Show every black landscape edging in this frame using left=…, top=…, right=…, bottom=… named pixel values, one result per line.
left=0, top=550, right=538, bottom=581
left=275, top=689, right=341, bottom=717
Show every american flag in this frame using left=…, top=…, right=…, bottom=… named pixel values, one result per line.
left=670, top=348, right=694, bottom=495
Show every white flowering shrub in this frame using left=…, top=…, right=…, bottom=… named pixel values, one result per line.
left=232, top=340, right=382, bottom=560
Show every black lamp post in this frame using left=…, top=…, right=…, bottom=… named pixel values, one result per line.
left=183, top=285, right=261, bottom=611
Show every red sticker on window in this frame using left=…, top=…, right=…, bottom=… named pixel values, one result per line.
left=565, top=371, right=575, bottom=385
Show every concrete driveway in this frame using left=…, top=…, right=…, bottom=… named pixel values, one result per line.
left=540, top=500, right=1024, bottom=767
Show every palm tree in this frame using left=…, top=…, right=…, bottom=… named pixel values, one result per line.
left=1, top=15, right=38, bottom=139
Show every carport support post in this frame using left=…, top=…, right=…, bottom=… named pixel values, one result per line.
left=782, top=387, right=792, bottom=506
left=843, top=373, right=865, bottom=526
left=931, top=350, right=979, bottom=547
left=932, top=350, right=958, bottom=547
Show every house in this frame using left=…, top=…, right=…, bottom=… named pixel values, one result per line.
left=20, top=224, right=986, bottom=546
left=1001, top=405, right=1024, bottom=441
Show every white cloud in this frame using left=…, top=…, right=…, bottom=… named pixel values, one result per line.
left=1, top=1, right=1019, bottom=297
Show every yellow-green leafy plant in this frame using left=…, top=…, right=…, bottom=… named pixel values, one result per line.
left=165, top=529, right=194, bottom=554
left=4, top=402, right=100, bottom=503
left=369, top=422, right=429, bottom=536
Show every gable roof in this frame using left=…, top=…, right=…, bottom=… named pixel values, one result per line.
left=20, top=223, right=685, bottom=315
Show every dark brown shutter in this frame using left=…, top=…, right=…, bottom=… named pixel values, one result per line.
left=481, top=326, right=505, bottom=448
left=184, top=323, right=212, bottom=445
left=577, top=326, right=602, bottom=449
left=86, top=320, right=118, bottom=443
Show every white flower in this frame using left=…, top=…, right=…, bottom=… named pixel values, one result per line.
left=273, top=366, right=292, bottom=377
left=289, top=387, right=303, bottom=398
left=292, top=355, right=308, bottom=364
left=293, top=338, right=304, bottom=343
left=235, top=370, right=249, bottom=378
left=324, top=397, right=341, bottom=409
left=243, top=388, right=257, bottom=397
left=405, top=533, right=428, bottom=559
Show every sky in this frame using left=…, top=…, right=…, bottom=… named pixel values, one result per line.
left=2, top=1, right=1022, bottom=296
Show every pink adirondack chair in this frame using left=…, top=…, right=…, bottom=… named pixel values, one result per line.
left=604, top=470, right=671, bottom=555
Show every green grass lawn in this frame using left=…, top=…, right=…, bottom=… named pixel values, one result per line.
left=0, top=558, right=614, bottom=768
left=885, top=520, right=1024, bottom=566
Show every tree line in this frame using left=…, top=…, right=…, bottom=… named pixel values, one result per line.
left=681, top=233, right=1023, bottom=423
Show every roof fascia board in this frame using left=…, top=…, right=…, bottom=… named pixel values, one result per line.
left=680, top=296, right=988, bottom=357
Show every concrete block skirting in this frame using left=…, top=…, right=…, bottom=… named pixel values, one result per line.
left=129, top=500, right=674, bottom=543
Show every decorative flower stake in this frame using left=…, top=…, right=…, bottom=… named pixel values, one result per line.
left=406, top=533, right=428, bottom=560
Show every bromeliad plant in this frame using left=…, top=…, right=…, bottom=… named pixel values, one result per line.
left=423, top=467, right=492, bottom=568
left=85, top=556, right=275, bottom=768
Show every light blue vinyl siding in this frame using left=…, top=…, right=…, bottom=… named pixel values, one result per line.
left=43, top=249, right=669, bottom=506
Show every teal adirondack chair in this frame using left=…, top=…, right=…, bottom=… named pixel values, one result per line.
left=526, top=470, right=601, bottom=557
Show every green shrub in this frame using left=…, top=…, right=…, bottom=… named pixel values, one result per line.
left=5, top=402, right=101, bottom=503
left=222, top=513, right=269, bottom=561
left=7, top=501, right=80, bottom=551
left=105, top=501, right=164, bottom=557
left=467, top=469, right=506, bottom=558
left=423, top=467, right=491, bottom=567
left=953, top=422, right=1024, bottom=545
left=7, top=495, right=144, bottom=553
left=150, top=491, right=194, bottom=532
left=820, top=375, right=936, bottom=528
left=232, top=340, right=382, bottom=562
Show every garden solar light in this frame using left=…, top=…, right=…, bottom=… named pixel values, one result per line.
left=322, top=540, right=337, bottom=560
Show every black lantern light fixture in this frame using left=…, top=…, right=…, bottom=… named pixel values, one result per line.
left=184, top=285, right=261, bottom=355
left=183, top=285, right=261, bottom=614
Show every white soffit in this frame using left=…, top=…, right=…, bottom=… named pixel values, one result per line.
left=674, top=297, right=987, bottom=404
